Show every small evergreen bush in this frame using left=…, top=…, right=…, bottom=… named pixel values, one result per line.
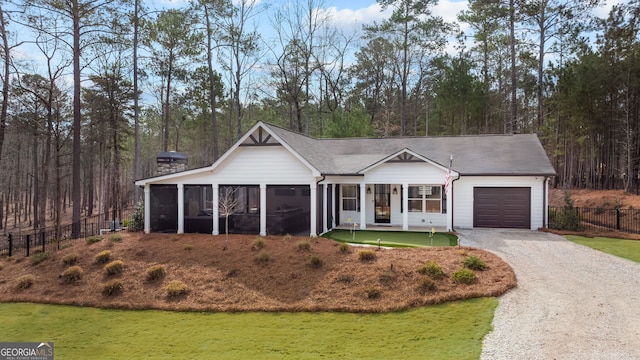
left=17, top=274, right=35, bottom=289
left=418, top=261, right=445, bottom=279
left=62, top=253, right=79, bottom=266
left=309, top=255, right=323, bottom=268
left=379, top=269, right=397, bottom=285
left=166, top=280, right=189, bottom=298
left=252, top=238, right=265, bottom=250
left=420, top=277, right=438, bottom=292
left=357, top=249, right=376, bottom=262
left=94, top=250, right=112, bottom=264
left=104, top=260, right=124, bottom=276
left=339, top=243, right=350, bottom=253
left=129, top=200, right=145, bottom=232
left=109, top=234, right=123, bottom=242
left=366, top=287, right=381, bottom=299
left=145, top=265, right=166, bottom=282
left=102, top=279, right=123, bottom=296
left=296, top=240, right=311, bottom=251
left=256, top=250, right=270, bottom=263
left=62, top=266, right=83, bottom=283
left=463, top=255, right=487, bottom=271
left=86, top=236, right=102, bottom=245
left=451, top=268, right=477, bottom=284
left=337, top=274, right=354, bottom=283
left=30, top=252, right=50, bottom=266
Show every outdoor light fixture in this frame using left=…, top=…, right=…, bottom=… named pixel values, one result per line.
left=393, top=187, right=398, bottom=194
left=366, top=186, right=371, bottom=194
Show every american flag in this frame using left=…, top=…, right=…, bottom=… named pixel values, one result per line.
left=444, top=156, right=452, bottom=194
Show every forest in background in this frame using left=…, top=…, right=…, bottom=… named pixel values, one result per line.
left=0, top=0, right=639, bottom=235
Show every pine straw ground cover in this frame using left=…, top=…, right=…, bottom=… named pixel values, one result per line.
left=0, top=233, right=515, bottom=312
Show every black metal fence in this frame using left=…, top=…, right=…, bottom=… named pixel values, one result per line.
left=1, top=208, right=134, bottom=257
left=549, top=206, right=640, bottom=234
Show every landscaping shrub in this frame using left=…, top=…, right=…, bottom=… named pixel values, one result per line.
left=418, top=261, right=445, bottom=279
left=296, top=240, right=311, bottom=251
left=379, top=269, right=398, bottom=285
left=110, top=234, right=123, bottom=243
left=366, top=287, right=381, bottom=299
left=420, top=277, right=438, bottom=292
left=226, top=269, right=239, bottom=278
left=339, top=243, right=350, bottom=253
left=166, top=280, right=189, bottom=298
left=104, top=260, right=124, bottom=276
left=17, top=274, right=35, bottom=289
left=357, top=249, right=376, bottom=262
left=451, top=268, right=477, bottom=284
left=549, top=190, right=583, bottom=231
left=86, top=236, right=102, bottom=245
left=256, top=251, right=270, bottom=263
left=146, top=264, right=167, bottom=282
left=183, top=244, right=193, bottom=251
left=337, top=274, right=354, bottom=283
left=463, top=255, right=487, bottom=271
left=102, top=279, right=123, bottom=296
left=62, top=253, right=79, bottom=266
left=252, top=238, right=265, bottom=250
left=94, top=250, right=112, bottom=264
left=129, top=200, right=145, bottom=232
left=62, top=266, right=83, bottom=283
left=30, top=252, right=50, bottom=266
left=309, top=255, right=323, bottom=268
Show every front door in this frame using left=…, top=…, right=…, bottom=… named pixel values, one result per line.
left=374, top=184, right=391, bottom=223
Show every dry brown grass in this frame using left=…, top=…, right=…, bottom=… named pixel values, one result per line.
left=0, top=233, right=516, bottom=312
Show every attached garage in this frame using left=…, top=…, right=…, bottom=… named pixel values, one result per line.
left=473, top=187, right=531, bottom=229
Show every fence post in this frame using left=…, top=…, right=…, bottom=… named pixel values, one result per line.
left=8, top=233, right=12, bottom=257
left=41, top=232, right=45, bottom=253
left=26, top=234, right=30, bottom=257
left=616, top=208, right=621, bottom=231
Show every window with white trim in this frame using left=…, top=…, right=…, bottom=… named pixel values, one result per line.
left=408, top=185, right=442, bottom=213
left=342, top=185, right=358, bottom=211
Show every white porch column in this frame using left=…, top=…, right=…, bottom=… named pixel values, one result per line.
left=446, top=183, right=453, bottom=232
left=359, top=183, right=367, bottom=229
left=310, top=181, right=317, bottom=237
left=331, top=184, right=336, bottom=229
left=212, top=184, right=219, bottom=235
left=177, top=184, right=184, bottom=234
left=144, top=185, right=151, bottom=233
left=259, top=184, right=267, bottom=236
left=402, top=183, right=409, bottom=231
left=323, top=183, right=329, bottom=233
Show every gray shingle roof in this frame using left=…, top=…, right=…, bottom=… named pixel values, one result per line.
left=263, top=122, right=556, bottom=176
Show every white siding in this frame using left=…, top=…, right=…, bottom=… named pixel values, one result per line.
left=213, top=146, right=315, bottom=184
left=453, top=176, right=547, bottom=230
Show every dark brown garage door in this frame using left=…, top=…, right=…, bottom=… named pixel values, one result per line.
left=473, top=187, right=531, bottom=229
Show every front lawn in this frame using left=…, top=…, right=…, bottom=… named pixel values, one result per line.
left=0, top=298, right=496, bottom=359
left=322, top=229, right=458, bottom=247
left=566, top=235, right=640, bottom=263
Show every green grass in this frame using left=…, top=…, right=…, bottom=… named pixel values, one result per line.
left=322, top=229, right=458, bottom=247
left=0, top=298, right=496, bottom=359
left=566, top=235, right=640, bottom=263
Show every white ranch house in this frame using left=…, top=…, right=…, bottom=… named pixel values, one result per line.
left=134, top=121, right=556, bottom=236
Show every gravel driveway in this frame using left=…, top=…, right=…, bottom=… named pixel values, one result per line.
left=458, top=229, right=640, bottom=360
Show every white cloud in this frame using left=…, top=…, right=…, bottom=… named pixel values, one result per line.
left=321, top=3, right=391, bottom=34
